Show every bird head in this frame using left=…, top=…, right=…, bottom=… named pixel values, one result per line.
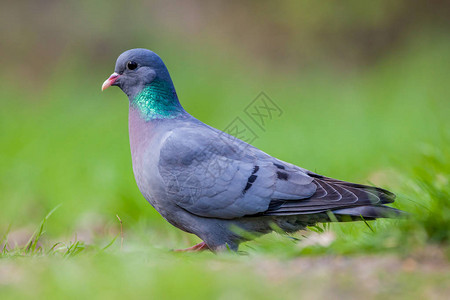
left=102, top=48, right=172, bottom=98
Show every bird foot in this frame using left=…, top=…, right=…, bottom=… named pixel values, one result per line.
left=173, top=242, right=209, bottom=252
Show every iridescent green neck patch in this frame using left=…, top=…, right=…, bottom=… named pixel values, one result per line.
left=131, top=79, right=184, bottom=121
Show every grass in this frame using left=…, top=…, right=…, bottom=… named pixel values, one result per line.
left=0, top=37, right=449, bottom=299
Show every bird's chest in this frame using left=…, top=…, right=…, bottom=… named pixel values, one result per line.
left=128, top=109, right=166, bottom=206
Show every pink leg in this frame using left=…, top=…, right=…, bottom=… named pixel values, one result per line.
left=174, top=241, right=209, bottom=252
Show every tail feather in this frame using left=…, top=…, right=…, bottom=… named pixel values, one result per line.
left=264, top=173, right=402, bottom=219
left=332, top=205, right=405, bottom=220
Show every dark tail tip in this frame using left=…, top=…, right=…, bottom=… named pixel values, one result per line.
left=331, top=205, right=406, bottom=219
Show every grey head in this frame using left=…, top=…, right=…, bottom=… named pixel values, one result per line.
left=102, top=48, right=185, bottom=120
left=102, top=48, right=174, bottom=99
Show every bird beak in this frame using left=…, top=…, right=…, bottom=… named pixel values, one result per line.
left=101, top=72, right=120, bottom=91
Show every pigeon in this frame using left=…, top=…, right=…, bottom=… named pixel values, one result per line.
left=102, top=48, right=402, bottom=252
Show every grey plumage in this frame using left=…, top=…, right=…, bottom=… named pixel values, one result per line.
left=102, top=48, right=403, bottom=251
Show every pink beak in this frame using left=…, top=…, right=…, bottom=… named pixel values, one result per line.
left=101, top=72, right=120, bottom=91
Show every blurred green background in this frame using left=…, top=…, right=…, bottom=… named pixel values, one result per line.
left=0, top=1, right=449, bottom=299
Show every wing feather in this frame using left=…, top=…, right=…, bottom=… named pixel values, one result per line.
left=158, top=123, right=395, bottom=219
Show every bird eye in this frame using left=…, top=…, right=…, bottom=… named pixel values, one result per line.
left=127, top=61, right=138, bottom=70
